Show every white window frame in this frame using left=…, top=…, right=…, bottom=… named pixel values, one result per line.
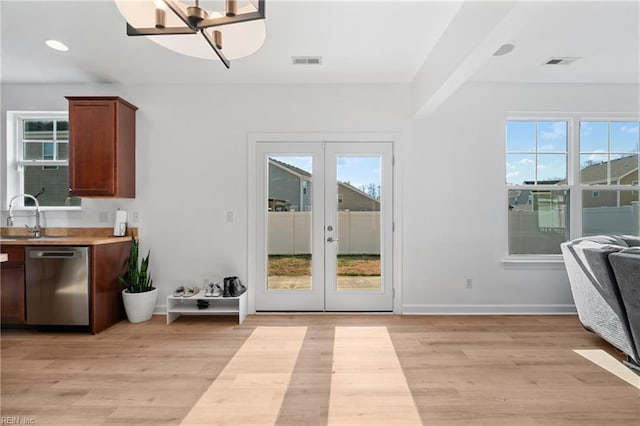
left=505, top=113, right=640, bottom=262
left=5, top=111, right=81, bottom=211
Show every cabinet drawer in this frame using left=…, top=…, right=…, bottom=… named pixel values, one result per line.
left=1, top=246, right=25, bottom=263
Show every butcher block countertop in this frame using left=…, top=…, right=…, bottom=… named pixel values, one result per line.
left=0, top=227, right=138, bottom=246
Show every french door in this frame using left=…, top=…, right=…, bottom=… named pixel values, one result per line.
left=255, top=141, right=393, bottom=311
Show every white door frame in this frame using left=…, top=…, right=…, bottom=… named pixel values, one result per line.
left=248, top=132, right=404, bottom=314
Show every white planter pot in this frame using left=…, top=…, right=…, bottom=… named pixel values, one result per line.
left=122, top=288, right=158, bottom=323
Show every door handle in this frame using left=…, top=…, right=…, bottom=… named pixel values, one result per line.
left=31, top=251, right=75, bottom=258
left=327, top=237, right=339, bottom=243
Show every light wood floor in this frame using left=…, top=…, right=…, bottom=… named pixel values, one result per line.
left=1, top=315, right=639, bottom=425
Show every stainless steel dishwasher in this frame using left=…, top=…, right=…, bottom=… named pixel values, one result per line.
left=26, top=246, right=90, bottom=326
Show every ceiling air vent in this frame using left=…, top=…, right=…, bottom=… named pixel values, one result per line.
left=544, top=57, right=581, bottom=65
left=292, top=56, right=322, bottom=65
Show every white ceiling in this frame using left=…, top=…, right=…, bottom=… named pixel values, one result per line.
left=1, top=0, right=639, bottom=86
left=472, top=0, right=640, bottom=85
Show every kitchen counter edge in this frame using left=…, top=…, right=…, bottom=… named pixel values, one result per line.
left=0, top=236, right=132, bottom=246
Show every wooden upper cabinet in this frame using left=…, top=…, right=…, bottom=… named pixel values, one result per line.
left=66, top=96, right=138, bottom=198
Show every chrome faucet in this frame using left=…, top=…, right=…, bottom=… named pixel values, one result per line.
left=7, top=194, right=41, bottom=238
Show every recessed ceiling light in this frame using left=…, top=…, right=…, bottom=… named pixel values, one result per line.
left=45, top=40, right=69, bottom=52
left=493, top=43, right=515, bottom=57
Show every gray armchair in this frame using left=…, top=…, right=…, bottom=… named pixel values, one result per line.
left=561, top=235, right=639, bottom=371
left=609, top=247, right=640, bottom=371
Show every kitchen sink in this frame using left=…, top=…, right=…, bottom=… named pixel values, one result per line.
left=0, top=236, right=65, bottom=241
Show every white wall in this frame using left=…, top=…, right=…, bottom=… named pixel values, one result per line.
left=2, top=81, right=638, bottom=314
left=403, top=82, right=640, bottom=313
left=1, top=83, right=409, bottom=312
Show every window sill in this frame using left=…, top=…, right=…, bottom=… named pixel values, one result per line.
left=502, top=256, right=566, bottom=270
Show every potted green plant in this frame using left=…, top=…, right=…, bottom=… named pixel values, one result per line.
left=118, top=235, right=157, bottom=323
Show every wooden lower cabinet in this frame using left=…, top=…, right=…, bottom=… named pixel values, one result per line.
left=90, top=241, right=130, bottom=334
left=1, top=241, right=130, bottom=333
left=0, top=246, right=26, bottom=324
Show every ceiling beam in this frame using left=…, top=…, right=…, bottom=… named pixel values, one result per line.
left=411, top=1, right=544, bottom=117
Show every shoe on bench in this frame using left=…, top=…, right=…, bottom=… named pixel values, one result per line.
left=212, top=283, right=223, bottom=297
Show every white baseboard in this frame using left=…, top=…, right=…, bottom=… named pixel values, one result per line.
left=402, top=304, right=577, bottom=315
left=152, top=303, right=577, bottom=316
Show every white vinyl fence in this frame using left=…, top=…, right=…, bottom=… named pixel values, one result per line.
left=268, top=211, right=380, bottom=255
left=583, top=205, right=639, bottom=235
left=509, top=204, right=639, bottom=254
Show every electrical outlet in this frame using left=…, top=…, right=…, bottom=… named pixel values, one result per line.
left=226, top=211, right=233, bottom=223
left=466, top=278, right=473, bottom=289
left=98, top=211, right=109, bottom=223
left=130, top=211, right=140, bottom=223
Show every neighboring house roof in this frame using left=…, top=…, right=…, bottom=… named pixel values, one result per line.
left=338, top=181, right=381, bottom=204
left=269, top=158, right=311, bottom=179
left=575, top=154, right=638, bottom=184
left=270, top=158, right=380, bottom=206
left=522, top=180, right=562, bottom=185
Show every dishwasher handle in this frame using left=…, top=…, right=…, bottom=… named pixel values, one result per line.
left=30, top=250, right=77, bottom=258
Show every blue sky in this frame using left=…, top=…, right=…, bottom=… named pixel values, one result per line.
left=506, top=121, right=639, bottom=185
left=271, top=156, right=381, bottom=190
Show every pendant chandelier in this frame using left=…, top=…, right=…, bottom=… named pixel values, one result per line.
left=114, top=0, right=266, bottom=68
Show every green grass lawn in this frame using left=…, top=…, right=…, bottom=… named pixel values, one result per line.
left=268, top=254, right=380, bottom=276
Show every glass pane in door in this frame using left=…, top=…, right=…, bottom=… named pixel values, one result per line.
left=335, top=156, right=382, bottom=292
left=267, top=156, right=313, bottom=291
